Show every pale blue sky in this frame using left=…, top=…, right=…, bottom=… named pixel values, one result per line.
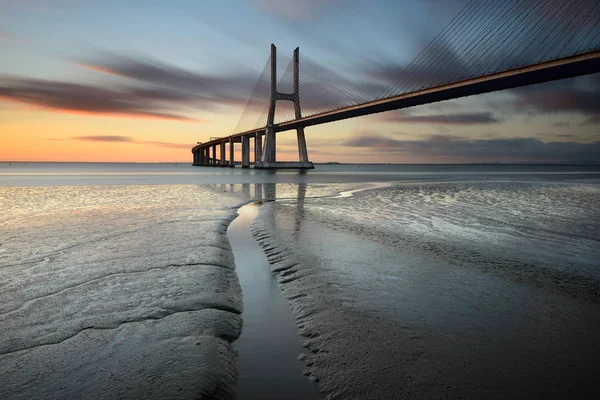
left=1, top=1, right=452, bottom=73
left=1, top=0, right=599, bottom=163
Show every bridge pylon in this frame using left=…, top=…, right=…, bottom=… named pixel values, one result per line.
left=256, top=44, right=314, bottom=169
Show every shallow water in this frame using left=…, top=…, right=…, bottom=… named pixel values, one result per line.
left=2, top=162, right=599, bottom=186
left=306, top=181, right=600, bottom=283
left=229, top=202, right=320, bottom=400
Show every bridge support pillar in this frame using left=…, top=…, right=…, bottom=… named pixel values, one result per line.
left=296, top=127, right=309, bottom=163
left=272, top=130, right=276, bottom=162
left=255, top=45, right=313, bottom=169
left=229, top=138, right=235, bottom=168
left=255, top=132, right=263, bottom=164
left=242, top=135, right=250, bottom=168
left=191, top=45, right=314, bottom=169
left=292, top=47, right=313, bottom=168
left=261, top=125, right=276, bottom=165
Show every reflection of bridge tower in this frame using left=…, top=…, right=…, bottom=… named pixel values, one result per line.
left=256, top=45, right=314, bottom=169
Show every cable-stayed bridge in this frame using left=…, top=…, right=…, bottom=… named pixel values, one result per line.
left=192, top=0, right=600, bottom=168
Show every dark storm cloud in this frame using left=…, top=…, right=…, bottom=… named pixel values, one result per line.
left=344, top=133, right=600, bottom=163
left=0, top=78, right=201, bottom=121
left=381, top=111, right=500, bottom=124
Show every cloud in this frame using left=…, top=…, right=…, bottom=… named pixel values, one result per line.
left=550, top=122, right=572, bottom=128
left=75, top=135, right=131, bottom=142
left=344, top=132, right=600, bottom=163
left=75, top=55, right=261, bottom=108
left=359, top=0, right=600, bottom=100
left=80, top=53, right=382, bottom=118
left=582, top=114, right=600, bottom=125
left=361, top=31, right=480, bottom=97
left=2, top=52, right=380, bottom=127
left=142, top=141, right=191, bottom=149
left=514, top=85, right=600, bottom=115
left=512, top=73, right=600, bottom=124
left=0, top=31, right=23, bottom=41
left=48, top=135, right=192, bottom=149
left=0, top=78, right=202, bottom=121
left=381, top=111, right=500, bottom=125
left=253, top=0, right=335, bottom=19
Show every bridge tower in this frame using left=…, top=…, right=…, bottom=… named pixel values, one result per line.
left=256, top=44, right=314, bottom=169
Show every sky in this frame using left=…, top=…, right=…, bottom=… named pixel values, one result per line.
left=0, top=0, right=599, bottom=163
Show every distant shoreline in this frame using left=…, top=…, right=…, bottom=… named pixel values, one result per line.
left=2, top=161, right=599, bottom=166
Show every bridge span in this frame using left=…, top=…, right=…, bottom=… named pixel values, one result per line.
left=192, top=0, right=600, bottom=169
left=192, top=49, right=600, bottom=169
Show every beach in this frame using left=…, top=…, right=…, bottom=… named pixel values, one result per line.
left=0, top=184, right=247, bottom=399
left=1, top=163, right=599, bottom=399
left=253, top=180, right=600, bottom=399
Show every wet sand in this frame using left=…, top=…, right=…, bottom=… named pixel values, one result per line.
left=0, top=185, right=245, bottom=400
left=252, top=184, right=600, bottom=399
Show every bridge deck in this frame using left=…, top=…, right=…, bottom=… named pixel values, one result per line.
left=193, top=50, right=600, bottom=152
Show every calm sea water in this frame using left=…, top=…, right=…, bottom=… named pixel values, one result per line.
left=1, top=162, right=599, bottom=186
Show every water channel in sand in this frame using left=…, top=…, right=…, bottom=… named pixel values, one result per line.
left=228, top=201, right=321, bottom=400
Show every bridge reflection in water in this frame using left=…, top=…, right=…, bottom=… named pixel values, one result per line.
left=211, top=182, right=308, bottom=238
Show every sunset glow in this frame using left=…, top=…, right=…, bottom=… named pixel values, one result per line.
left=1, top=0, right=598, bottom=163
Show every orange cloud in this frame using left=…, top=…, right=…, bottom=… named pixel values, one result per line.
left=70, top=62, right=128, bottom=78
left=45, top=135, right=193, bottom=149
left=0, top=95, right=200, bottom=122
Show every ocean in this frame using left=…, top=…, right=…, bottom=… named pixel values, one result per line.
left=1, top=163, right=598, bottom=399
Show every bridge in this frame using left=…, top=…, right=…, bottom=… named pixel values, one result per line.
left=192, top=0, right=600, bottom=169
